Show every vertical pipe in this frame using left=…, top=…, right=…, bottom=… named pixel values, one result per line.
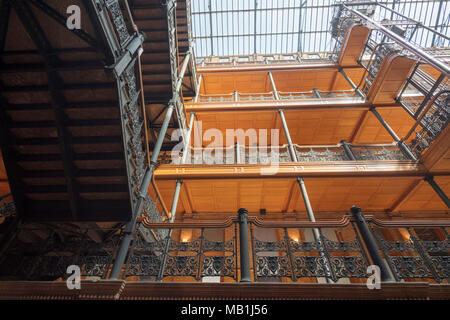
left=194, top=74, right=203, bottom=103
left=370, top=107, right=417, bottom=161
left=425, top=175, right=450, bottom=208
left=169, top=180, right=182, bottom=223
left=341, top=139, right=356, bottom=160
left=175, top=49, right=192, bottom=93
left=313, top=88, right=321, bottom=100
left=181, top=112, right=196, bottom=164
left=110, top=103, right=175, bottom=279
left=350, top=206, right=394, bottom=282
left=278, top=109, right=298, bottom=162
left=268, top=71, right=280, bottom=100
left=235, top=141, right=241, bottom=164
left=280, top=107, right=333, bottom=282
left=234, top=90, right=239, bottom=102
left=238, top=208, right=251, bottom=282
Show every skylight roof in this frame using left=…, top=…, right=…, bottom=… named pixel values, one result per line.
left=191, top=0, right=450, bottom=57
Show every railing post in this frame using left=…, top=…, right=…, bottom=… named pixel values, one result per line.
left=313, top=88, right=321, bottom=100
left=235, top=142, right=241, bottom=164
left=350, top=206, right=394, bottom=282
left=341, top=139, right=356, bottom=160
left=238, top=208, right=252, bottom=283
left=234, top=90, right=239, bottom=102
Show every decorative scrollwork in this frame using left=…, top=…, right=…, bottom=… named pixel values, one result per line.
left=202, top=256, right=236, bottom=278
left=255, top=255, right=293, bottom=278
left=163, top=255, right=198, bottom=278
left=105, top=0, right=131, bottom=46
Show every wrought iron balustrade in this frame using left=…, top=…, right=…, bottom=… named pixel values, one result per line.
left=403, top=90, right=449, bottom=158
left=1, top=213, right=449, bottom=284
left=331, top=2, right=450, bottom=97
left=398, top=65, right=449, bottom=118
left=369, top=222, right=450, bottom=284
left=196, top=89, right=363, bottom=103
left=161, top=143, right=408, bottom=165
left=0, top=194, right=16, bottom=218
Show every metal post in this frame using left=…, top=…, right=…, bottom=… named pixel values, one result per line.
left=181, top=112, right=196, bottom=164
left=370, top=107, right=417, bottom=161
left=194, top=74, right=202, bottom=103
left=238, top=208, right=251, bottom=282
left=110, top=103, right=175, bottom=279
left=169, top=180, right=182, bottom=223
left=341, top=139, right=356, bottom=160
left=339, top=68, right=364, bottom=98
left=268, top=71, right=280, bottom=100
left=235, top=141, right=241, bottom=164
left=296, top=177, right=333, bottom=283
left=175, top=49, right=192, bottom=93
left=350, top=206, right=394, bottom=282
left=278, top=109, right=298, bottom=162
left=313, top=88, right=321, bottom=100
left=425, top=175, right=450, bottom=208
left=234, top=90, right=239, bottom=102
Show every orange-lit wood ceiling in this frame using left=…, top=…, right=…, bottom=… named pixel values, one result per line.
left=150, top=175, right=450, bottom=216
left=198, top=67, right=365, bottom=95
left=191, top=106, right=415, bottom=146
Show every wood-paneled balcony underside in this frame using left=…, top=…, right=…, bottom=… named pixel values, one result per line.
left=0, top=280, right=448, bottom=300
left=151, top=163, right=449, bottom=215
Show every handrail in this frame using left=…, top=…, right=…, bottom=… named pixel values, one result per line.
left=401, top=90, right=450, bottom=142
left=180, top=142, right=400, bottom=151
left=141, top=214, right=450, bottom=229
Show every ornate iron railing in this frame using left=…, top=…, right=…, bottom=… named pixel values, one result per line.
left=124, top=223, right=238, bottom=281
left=196, top=89, right=363, bottom=103
left=0, top=194, right=15, bottom=218
left=250, top=223, right=369, bottom=283
left=403, top=90, right=449, bottom=158
left=0, top=229, right=121, bottom=280
left=369, top=223, right=450, bottom=284
left=160, top=143, right=408, bottom=165
left=1, top=214, right=449, bottom=283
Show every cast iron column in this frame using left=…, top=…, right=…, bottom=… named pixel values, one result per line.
left=351, top=206, right=394, bottom=282
left=238, top=208, right=252, bottom=282
left=110, top=103, right=175, bottom=279
left=341, top=139, right=356, bottom=160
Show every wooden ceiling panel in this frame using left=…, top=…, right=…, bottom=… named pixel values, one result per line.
left=153, top=176, right=447, bottom=216
left=353, top=107, right=415, bottom=144
left=396, top=176, right=450, bottom=211
left=200, top=67, right=367, bottom=95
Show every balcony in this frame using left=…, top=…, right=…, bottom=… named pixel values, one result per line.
left=0, top=207, right=448, bottom=296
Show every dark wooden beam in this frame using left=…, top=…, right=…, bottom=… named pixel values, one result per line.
left=10, top=0, right=80, bottom=219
